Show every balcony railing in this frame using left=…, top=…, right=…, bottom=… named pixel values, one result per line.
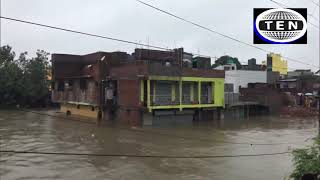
left=150, top=94, right=211, bottom=106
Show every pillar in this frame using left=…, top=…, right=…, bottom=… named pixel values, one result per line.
left=152, top=81, right=156, bottom=103
left=140, top=80, right=144, bottom=103
left=211, top=82, right=215, bottom=104
left=198, top=81, right=201, bottom=104
left=147, top=80, right=151, bottom=112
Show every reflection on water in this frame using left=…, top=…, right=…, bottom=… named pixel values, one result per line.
left=0, top=109, right=318, bottom=180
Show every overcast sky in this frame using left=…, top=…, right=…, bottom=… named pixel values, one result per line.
left=1, top=0, right=319, bottom=70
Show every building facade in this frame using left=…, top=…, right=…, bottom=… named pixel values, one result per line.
left=266, top=53, right=288, bottom=75
left=51, top=48, right=225, bottom=126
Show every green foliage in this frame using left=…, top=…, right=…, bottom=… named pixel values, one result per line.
left=212, top=55, right=242, bottom=69
left=0, top=45, right=50, bottom=106
left=0, top=45, right=15, bottom=65
left=290, top=138, right=320, bottom=180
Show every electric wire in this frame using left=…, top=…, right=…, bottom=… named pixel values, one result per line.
left=0, top=16, right=317, bottom=70
left=269, top=0, right=319, bottom=28
left=310, top=0, right=320, bottom=6
left=0, top=149, right=290, bottom=159
left=0, top=16, right=170, bottom=51
left=0, top=1, right=315, bottom=161
left=135, top=0, right=319, bottom=68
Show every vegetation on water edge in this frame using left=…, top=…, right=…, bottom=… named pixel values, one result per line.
left=290, top=138, right=320, bottom=180
left=0, top=45, right=51, bottom=107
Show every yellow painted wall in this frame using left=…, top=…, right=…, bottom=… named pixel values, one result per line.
left=61, top=103, right=98, bottom=119
left=269, top=53, right=288, bottom=75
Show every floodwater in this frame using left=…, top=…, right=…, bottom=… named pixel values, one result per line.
left=0, top=109, right=318, bottom=180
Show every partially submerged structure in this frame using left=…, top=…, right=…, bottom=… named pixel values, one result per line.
left=51, top=48, right=225, bottom=126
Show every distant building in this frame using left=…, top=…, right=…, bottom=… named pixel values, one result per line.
left=278, top=75, right=320, bottom=94
left=241, top=58, right=266, bottom=71
left=192, top=56, right=211, bottom=69
left=224, top=70, right=267, bottom=93
left=214, top=63, right=237, bottom=71
left=239, top=83, right=284, bottom=113
left=287, top=69, right=314, bottom=78
left=214, top=61, right=276, bottom=93
left=266, top=53, right=288, bottom=75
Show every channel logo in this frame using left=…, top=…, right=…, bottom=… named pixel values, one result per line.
left=254, top=8, right=307, bottom=44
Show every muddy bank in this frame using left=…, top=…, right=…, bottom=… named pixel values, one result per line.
left=280, top=107, right=318, bottom=117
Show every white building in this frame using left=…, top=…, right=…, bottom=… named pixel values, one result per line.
left=225, top=70, right=267, bottom=93
left=215, top=65, right=267, bottom=93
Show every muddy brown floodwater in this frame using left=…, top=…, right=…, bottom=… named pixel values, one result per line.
left=0, top=109, right=318, bottom=180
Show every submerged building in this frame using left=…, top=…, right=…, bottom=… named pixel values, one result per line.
left=51, top=48, right=225, bottom=126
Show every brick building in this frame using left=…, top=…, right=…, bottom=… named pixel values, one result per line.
left=51, top=48, right=225, bottom=126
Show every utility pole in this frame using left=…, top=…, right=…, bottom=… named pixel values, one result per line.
left=319, top=4, right=320, bottom=137
left=317, top=3, right=320, bottom=137
left=318, top=93, right=320, bottom=137
left=318, top=89, right=320, bottom=137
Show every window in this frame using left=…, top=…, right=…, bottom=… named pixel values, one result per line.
left=58, top=80, right=65, bottom=91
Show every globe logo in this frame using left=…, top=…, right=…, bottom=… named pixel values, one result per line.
left=255, top=8, right=307, bottom=43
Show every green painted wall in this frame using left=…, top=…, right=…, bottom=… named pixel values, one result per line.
left=145, top=76, right=225, bottom=112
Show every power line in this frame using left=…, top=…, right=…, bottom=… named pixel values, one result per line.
left=0, top=150, right=290, bottom=159
left=269, top=0, right=287, bottom=8
left=269, top=0, right=319, bottom=28
left=0, top=16, right=170, bottom=51
left=0, top=17, right=306, bottom=79
left=1, top=16, right=317, bottom=69
left=310, top=0, right=319, bottom=6
left=136, top=0, right=266, bottom=52
left=136, top=0, right=319, bottom=68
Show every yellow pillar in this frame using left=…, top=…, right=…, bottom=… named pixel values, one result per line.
left=171, top=82, right=176, bottom=101
left=147, top=80, right=151, bottom=112
left=198, top=81, right=201, bottom=104
left=153, top=81, right=156, bottom=103
left=140, top=80, right=144, bottom=102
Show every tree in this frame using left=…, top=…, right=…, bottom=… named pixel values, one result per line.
left=212, top=55, right=242, bottom=69
left=0, top=45, right=50, bottom=106
left=0, top=45, right=23, bottom=105
left=290, top=138, right=320, bottom=180
left=0, top=45, right=15, bottom=66
left=23, top=50, right=50, bottom=105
